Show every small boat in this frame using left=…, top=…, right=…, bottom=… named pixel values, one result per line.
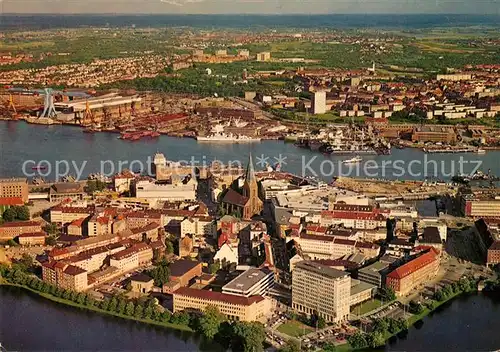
left=32, top=166, right=47, bottom=170
left=342, top=156, right=363, bottom=164
left=476, top=149, right=486, bottom=154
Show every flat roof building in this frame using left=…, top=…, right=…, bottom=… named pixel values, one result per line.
left=292, top=261, right=351, bottom=323
left=357, top=261, right=390, bottom=288
left=222, top=267, right=274, bottom=297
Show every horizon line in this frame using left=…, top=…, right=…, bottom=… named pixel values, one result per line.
left=1, top=12, right=499, bottom=16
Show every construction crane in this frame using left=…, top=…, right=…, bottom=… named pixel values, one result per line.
left=7, top=87, right=89, bottom=119
left=6, top=94, right=17, bottom=114
left=82, top=100, right=94, bottom=126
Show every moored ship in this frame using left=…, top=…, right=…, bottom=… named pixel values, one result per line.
left=196, top=132, right=261, bottom=143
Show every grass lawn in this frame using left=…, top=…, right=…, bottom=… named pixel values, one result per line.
left=351, top=298, right=384, bottom=315
left=277, top=320, right=314, bottom=337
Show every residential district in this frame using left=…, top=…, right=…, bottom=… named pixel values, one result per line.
left=0, top=150, right=499, bottom=350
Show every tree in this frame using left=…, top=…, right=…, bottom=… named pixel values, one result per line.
left=434, top=289, right=445, bottom=302
left=323, top=342, right=336, bottom=352
left=165, top=241, right=174, bottom=255
left=125, top=302, right=135, bottom=316
left=198, top=305, right=225, bottom=340
left=2, top=207, right=16, bottom=222
left=367, top=330, right=385, bottom=348
left=208, top=261, right=220, bottom=274
left=149, top=258, right=170, bottom=286
left=76, top=293, right=86, bottom=305
left=109, top=297, right=118, bottom=312
left=44, top=222, right=58, bottom=235
left=143, top=305, right=154, bottom=320
left=280, top=339, right=301, bottom=352
left=379, top=287, right=396, bottom=301
left=409, top=300, right=424, bottom=314
left=84, top=294, right=95, bottom=307
left=317, top=316, right=326, bottom=329
left=14, top=206, right=30, bottom=221
left=125, top=282, right=132, bottom=291
left=232, top=321, right=265, bottom=352
left=348, top=331, right=367, bottom=349
left=134, top=304, right=144, bottom=319
left=171, top=311, right=190, bottom=326
left=6, top=239, right=18, bottom=247
left=46, top=236, right=57, bottom=246
left=117, top=299, right=126, bottom=314
left=100, top=299, right=110, bottom=311
left=17, top=253, right=34, bottom=272
left=161, top=311, right=172, bottom=323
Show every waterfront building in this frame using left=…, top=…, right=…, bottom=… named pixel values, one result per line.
left=49, top=183, right=85, bottom=203
left=474, top=219, right=500, bottom=267
left=0, top=178, right=29, bottom=203
left=130, top=273, right=154, bottom=294
left=386, top=247, right=440, bottom=297
left=173, top=287, right=270, bottom=322
left=17, top=232, right=46, bottom=246
left=292, top=261, right=351, bottom=323
left=411, top=126, right=457, bottom=143
left=42, top=261, right=88, bottom=292
left=222, top=267, right=275, bottom=297
left=66, top=243, right=125, bottom=273
left=0, top=220, right=42, bottom=241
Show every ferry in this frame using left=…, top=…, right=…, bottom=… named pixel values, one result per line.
left=342, top=156, right=363, bottom=164
left=196, top=132, right=261, bottom=143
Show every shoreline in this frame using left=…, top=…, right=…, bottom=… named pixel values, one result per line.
left=334, top=288, right=479, bottom=351
left=0, top=281, right=193, bottom=333
left=1, top=118, right=499, bottom=152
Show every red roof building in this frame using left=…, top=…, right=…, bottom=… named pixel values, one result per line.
left=386, top=248, right=440, bottom=297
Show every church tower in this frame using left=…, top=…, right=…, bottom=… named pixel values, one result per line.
left=242, top=153, right=263, bottom=219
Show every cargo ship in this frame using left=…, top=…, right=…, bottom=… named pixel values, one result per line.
left=119, top=130, right=161, bottom=141
left=197, top=132, right=261, bottom=143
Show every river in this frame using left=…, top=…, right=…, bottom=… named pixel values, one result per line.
left=0, top=286, right=220, bottom=352
left=1, top=121, right=500, bottom=181
left=1, top=286, right=499, bottom=351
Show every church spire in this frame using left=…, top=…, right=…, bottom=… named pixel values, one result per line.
left=245, top=153, right=256, bottom=182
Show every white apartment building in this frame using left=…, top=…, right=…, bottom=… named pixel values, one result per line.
left=292, top=261, right=351, bottom=323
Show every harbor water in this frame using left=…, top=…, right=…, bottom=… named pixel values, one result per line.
left=1, top=121, right=500, bottom=182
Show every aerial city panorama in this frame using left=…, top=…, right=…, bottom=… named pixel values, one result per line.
left=0, top=0, right=499, bottom=351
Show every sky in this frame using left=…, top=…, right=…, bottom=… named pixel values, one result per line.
left=0, top=0, right=499, bottom=15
